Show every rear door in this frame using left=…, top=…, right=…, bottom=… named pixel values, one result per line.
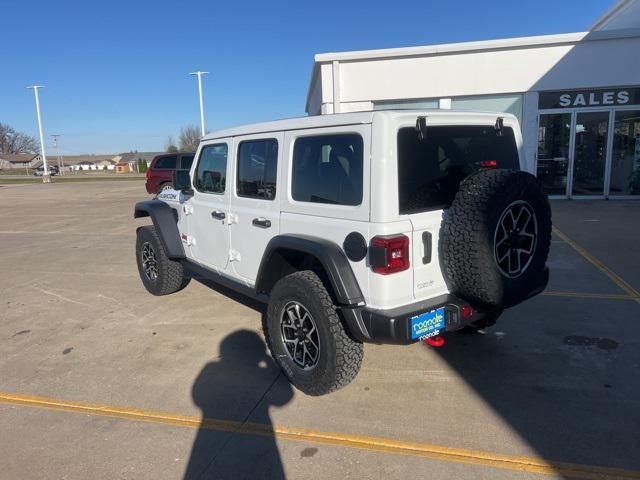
left=228, top=133, right=283, bottom=283
left=397, top=121, right=521, bottom=300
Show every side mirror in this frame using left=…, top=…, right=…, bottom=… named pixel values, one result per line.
left=174, top=170, right=194, bottom=196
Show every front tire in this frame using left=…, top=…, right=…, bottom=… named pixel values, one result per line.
left=263, top=271, right=363, bottom=396
left=136, top=226, right=190, bottom=295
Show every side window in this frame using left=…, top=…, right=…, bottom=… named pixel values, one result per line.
left=180, top=155, right=194, bottom=170
left=194, top=144, right=228, bottom=194
left=154, top=155, right=177, bottom=169
left=237, top=139, right=278, bottom=200
left=292, top=134, right=363, bottom=206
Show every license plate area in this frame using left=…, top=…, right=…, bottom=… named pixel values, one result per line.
left=410, top=307, right=446, bottom=340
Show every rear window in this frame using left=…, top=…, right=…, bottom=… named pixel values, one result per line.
left=180, top=155, right=194, bottom=170
left=292, top=134, right=363, bottom=206
left=154, top=155, right=177, bottom=169
left=398, top=125, right=519, bottom=214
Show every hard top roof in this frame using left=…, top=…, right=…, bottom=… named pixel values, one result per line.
left=201, top=110, right=516, bottom=141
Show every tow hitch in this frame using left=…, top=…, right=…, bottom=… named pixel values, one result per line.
left=424, top=335, right=445, bottom=347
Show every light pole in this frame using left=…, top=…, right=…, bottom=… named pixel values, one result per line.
left=27, top=85, right=50, bottom=183
left=189, top=71, right=208, bottom=137
left=51, top=134, right=65, bottom=175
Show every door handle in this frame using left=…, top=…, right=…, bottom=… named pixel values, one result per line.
left=211, top=210, right=226, bottom=220
left=252, top=217, right=271, bottom=228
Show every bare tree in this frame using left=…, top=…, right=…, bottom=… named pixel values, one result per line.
left=179, top=125, right=201, bottom=152
left=165, top=136, right=179, bottom=153
left=0, top=123, right=39, bottom=154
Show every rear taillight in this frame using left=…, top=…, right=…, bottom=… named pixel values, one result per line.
left=477, top=159, right=498, bottom=168
left=146, top=169, right=151, bottom=180
left=370, top=235, right=410, bottom=275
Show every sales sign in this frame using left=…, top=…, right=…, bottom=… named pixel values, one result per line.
left=539, top=87, right=640, bottom=109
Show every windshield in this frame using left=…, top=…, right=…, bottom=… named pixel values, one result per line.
left=397, top=125, right=519, bottom=214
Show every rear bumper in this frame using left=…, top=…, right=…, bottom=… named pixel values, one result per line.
left=343, top=293, right=493, bottom=345
left=342, top=267, right=548, bottom=345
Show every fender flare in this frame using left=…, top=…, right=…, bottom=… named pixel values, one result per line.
left=255, top=234, right=364, bottom=306
left=134, top=200, right=185, bottom=259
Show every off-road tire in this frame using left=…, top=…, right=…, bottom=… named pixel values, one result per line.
left=441, top=169, right=551, bottom=308
left=136, top=225, right=190, bottom=295
left=263, top=271, right=364, bottom=396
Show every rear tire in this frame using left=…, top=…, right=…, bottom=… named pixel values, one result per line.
left=263, top=271, right=363, bottom=396
left=136, top=226, right=190, bottom=295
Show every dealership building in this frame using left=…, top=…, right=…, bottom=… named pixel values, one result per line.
left=306, top=0, right=640, bottom=198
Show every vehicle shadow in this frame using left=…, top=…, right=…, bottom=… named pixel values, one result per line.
left=184, top=280, right=293, bottom=480
left=429, top=296, right=638, bottom=477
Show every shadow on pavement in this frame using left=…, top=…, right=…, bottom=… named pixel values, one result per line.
left=431, top=296, right=639, bottom=478
left=184, top=280, right=293, bottom=480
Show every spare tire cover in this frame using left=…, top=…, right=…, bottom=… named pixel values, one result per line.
left=441, top=169, right=551, bottom=308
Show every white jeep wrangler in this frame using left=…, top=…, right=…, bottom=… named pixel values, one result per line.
left=134, top=110, right=551, bottom=396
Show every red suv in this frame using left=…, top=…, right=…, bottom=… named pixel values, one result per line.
left=145, top=152, right=195, bottom=194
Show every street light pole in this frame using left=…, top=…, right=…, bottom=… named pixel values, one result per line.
left=27, top=85, right=50, bottom=183
left=51, top=134, right=64, bottom=175
left=189, top=71, right=208, bottom=137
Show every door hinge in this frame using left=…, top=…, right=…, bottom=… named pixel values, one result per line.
left=181, top=234, right=195, bottom=246
left=226, top=213, right=239, bottom=225
left=228, top=249, right=241, bottom=262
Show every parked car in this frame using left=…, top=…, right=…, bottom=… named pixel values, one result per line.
left=33, top=165, right=58, bottom=176
left=145, top=153, right=195, bottom=194
left=134, top=110, right=551, bottom=396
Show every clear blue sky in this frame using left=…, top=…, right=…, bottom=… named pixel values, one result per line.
left=2, top=0, right=611, bottom=154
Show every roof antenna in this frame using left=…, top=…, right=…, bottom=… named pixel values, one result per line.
left=415, top=116, right=427, bottom=141
left=494, top=117, right=504, bottom=137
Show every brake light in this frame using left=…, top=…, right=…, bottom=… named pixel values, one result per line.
left=478, top=160, right=498, bottom=168
left=371, top=235, right=410, bottom=275
left=146, top=169, right=151, bottom=180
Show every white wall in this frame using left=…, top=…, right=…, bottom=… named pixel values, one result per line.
left=309, top=32, right=640, bottom=115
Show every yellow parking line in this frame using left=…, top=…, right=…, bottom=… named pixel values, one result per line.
left=542, top=291, right=637, bottom=301
left=1, top=391, right=639, bottom=479
left=553, top=226, right=640, bottom=302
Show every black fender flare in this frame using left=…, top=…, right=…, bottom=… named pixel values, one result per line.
left=255, top=234, right=370, bottom=341
left=134, top=200, right=185, bottom=259
left=256, top=234, right=364, bottom=306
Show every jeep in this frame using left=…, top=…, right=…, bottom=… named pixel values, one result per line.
left=134, top=110, right=551, bottom=396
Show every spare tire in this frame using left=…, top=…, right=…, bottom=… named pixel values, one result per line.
left=441, top=169, right=551, bottom=308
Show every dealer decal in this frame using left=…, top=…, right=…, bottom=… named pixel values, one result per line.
left=410, top=308, right=445, bottom=340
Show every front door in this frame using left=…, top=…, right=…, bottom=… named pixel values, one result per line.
left=229, top=134, right=282, bottom=283
left=189, top=140, right=231, bottom=272
left=571, top=111, right=610, bottom=196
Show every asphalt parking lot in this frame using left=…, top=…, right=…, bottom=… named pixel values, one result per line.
left=1, top=181, right=639, bottom=480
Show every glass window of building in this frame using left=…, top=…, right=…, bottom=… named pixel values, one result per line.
left=451, top=94, right=523, bottom=122
left=610, top=110, right=640, bottom=196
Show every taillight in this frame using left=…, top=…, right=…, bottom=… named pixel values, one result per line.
left=146, top=169, right=151, bottom=180
left=370, top=235, right=410, bottom=275
left=477, top=159, right=498, bottom=168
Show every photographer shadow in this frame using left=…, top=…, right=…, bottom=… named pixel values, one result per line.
left=183, top=278, right=294, bottom=480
